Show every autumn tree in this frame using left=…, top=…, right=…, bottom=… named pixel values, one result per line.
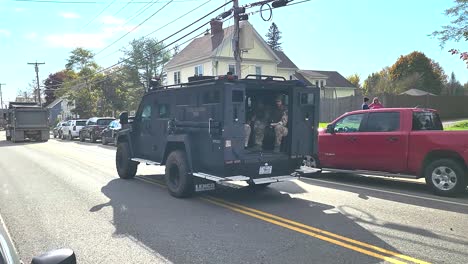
left=347, top=73, right=361, bottom=89
left=389, top=51, right=446, bottom=95
left=266, top=22, right=282, bottom=51
left=43, top=70, right=76, bottom=107
left=431, top=0, right=468, bottom=67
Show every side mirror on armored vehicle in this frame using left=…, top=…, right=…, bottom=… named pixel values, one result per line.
left=119, top=112, right=128, bottom=125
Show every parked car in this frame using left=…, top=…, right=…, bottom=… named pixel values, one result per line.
left=317, top=108, right=468, bottom=196
left=61, top=119, right=87, bottom=140
left=53, top=121, right=68, bottom=139
left=79, top=117, right=114, bottom=143
left=101, top=117, right=134, bottom=145
left=0, top=216, right=76, bottom=264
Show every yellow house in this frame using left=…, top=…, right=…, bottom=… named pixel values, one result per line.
left=164, top=20, right=298, bottom=85
left=295, top=70, right=357, bottom=98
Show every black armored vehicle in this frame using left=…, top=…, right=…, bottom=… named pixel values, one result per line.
left=115, top=75, right=320, bottom=197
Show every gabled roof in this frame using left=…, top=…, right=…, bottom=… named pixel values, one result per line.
left=47, top=98, right=64, bottom=109
left=165, top=21, right=294, bottom=70
left=400, top=88, right=436, bottom=96
left=274, top=50, right=298, bottom=69
left=165, top=26, right=234, bottom=69
left=298, top=70, right=356, bottom=88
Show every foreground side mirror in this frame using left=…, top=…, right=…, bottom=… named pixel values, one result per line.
left=31, top=248, right=76, bottom=264
left=119, top=111, right=128, bottom=125
left=326, top=124, right=335, bottom=134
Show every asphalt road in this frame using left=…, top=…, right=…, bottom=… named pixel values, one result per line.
left=0, top=131, right=467, bottom=264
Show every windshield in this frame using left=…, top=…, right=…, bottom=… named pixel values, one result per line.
left=76, top=121, right=86, bottom=126
left=97, top=119, right=114, bottom=126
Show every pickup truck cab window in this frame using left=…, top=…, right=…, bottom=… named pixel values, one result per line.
left=334, top=114, right=364, bottom=133
left=364, top=112, right=400, bottom=132
left=412, top=112, right=443, bottom=131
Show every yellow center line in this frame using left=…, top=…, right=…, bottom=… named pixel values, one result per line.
left=135, top=177, right=429, bottom=264
left=205, top=196, right=430, bottom=264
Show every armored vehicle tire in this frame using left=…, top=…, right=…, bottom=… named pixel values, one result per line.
left=165, top=150, right=194, bottom=198
left=116, top=142, right=138, bottom=179
left=6, top=136, right=11, bottom=141
left=425, top=158, right=466, bottom=196
left=79, top=133, right=85, bottom=142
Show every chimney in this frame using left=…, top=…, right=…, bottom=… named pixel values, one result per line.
left=210, top=19, right=223, bottom=35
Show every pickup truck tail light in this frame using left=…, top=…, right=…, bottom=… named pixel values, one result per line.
left=73, top=126, right=76, bottom=131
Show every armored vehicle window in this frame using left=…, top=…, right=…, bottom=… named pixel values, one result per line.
left=142, top=105, right=152, bottom=121
left=232, top=90, right=244, bottom=102
left=158, top=104, right=170, bottom=118
left=203, top=91, right=220, bottom=104
left=300, top=93, right=314, bottom=105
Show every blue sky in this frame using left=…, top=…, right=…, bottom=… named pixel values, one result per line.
left=0, top=0, right=466, bottom=106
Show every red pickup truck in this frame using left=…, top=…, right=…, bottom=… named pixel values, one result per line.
left=317, top=108, right=468, bottom=196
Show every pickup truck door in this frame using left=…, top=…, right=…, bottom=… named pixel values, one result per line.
left=359, top=111, right=407, bottom=172
left=319, top=113, right=365, bottom=169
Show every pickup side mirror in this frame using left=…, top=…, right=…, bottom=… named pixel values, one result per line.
left=326, top=124, right=335, bottom=134
left=119, top=111, right=128, bottom=125
left=31, top=248, right=76, bottom=264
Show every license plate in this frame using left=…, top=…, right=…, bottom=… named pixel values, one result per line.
left=259, top=166, right=272, bottom=175
left=195, top=183, right=216, bottom=192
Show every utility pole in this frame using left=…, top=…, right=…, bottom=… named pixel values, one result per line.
left=232, top=0, right=242, bottom=78
left=27, top=61, right=45, bottom=106
left=0, top=83, right=5, bottom=109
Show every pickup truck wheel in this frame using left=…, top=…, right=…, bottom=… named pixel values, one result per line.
left=116, top=142, right=138, bottom=179
left=425, top=159, right=467, bottom=196
left=102, top=136, right=108, bottom=145
left=165, top=150, right=194, bottom=198
left=79, top=133, right=85, bottom=142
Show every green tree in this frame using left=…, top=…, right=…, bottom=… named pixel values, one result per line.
left=431, top=0, right=468, bottom=67
left=445, top=71, right=464, bottom=95
left=389, top=51, right=445, bottom=95
left=347, top=73, right=361, bottom=89
left=62, top=48, right=101, bottom=118
left=122, top=37, right=171, bottom=91
left=43, top=70, right=76, bottom=107
left=265, top=22, right=282, bottom=51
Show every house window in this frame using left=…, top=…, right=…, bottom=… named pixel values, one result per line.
left=320, top=80, right=324, bottom=87
left=289, top=75, right=293, bottom=80
left=173, top=71, right=181, bottom=84
left=255, top=66, right=262, bottom=77
left=228, top=64, right=236, bottom=75
left=315, top=80, right=319, bottom=88
left=194, top=65, right=203, bottom=76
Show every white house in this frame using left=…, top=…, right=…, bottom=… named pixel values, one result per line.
left=164, top=20, right=298, bottom=85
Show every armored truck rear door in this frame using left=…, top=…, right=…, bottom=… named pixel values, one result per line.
left=290, top=86, right=320, bottom=156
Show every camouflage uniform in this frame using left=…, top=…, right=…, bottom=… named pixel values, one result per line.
left=244, top=105, right=269, bottom=149
left=271, top=106, right=288, bottom=149
left=244, top=124, right=251, bottom=147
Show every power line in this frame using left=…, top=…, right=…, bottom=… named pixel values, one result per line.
left=13, top=0, right=197, bottom=3
left=95, top=0, right=172, bottom=56
left=96, top=0, right=213, bottom=60
left=45, top=1, right=233, bottom=90
left=81, top=0, right=118, bottom=30
left=123, top=0, right=160, bottom=26
left=112, top=0, right=135, bottom=16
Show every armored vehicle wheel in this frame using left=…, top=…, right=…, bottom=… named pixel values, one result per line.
left=116, top=142, right=138, bottom=179
left=165, top=150, right=194, bottom=198
left=6, top=136, right=11, bottom=141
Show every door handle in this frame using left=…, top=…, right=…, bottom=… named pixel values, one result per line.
left=387, top=136, right=399, bottom=142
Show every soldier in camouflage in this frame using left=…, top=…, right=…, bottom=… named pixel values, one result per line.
left=244, top=100, right=270, bottom=150
left=270, top=95, right=288, bottom=153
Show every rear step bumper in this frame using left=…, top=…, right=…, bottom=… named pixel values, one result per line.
left=193, top=166, right=321, bottom=186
